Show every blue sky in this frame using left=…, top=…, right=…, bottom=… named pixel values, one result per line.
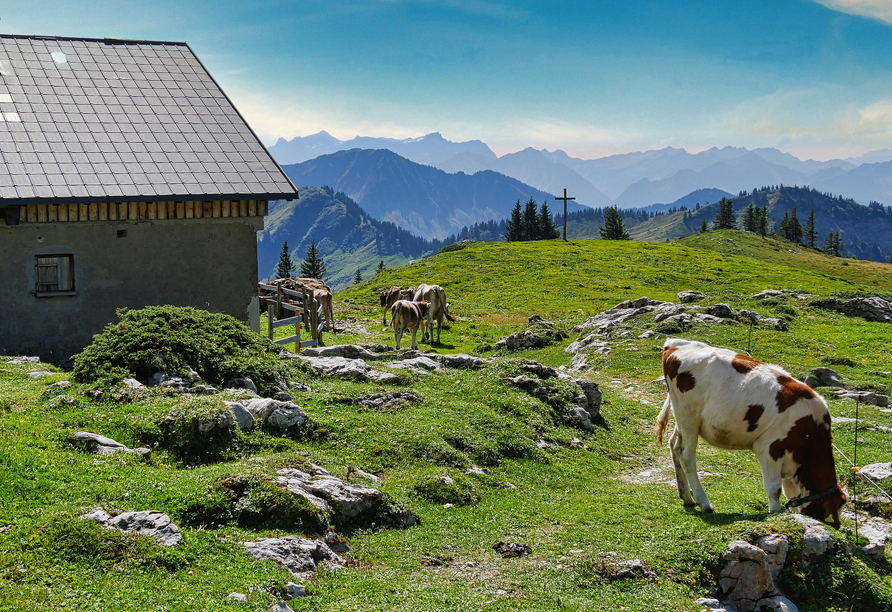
left=4, top=0, right=892, bottom=159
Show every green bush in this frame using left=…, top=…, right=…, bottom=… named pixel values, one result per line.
left=159, top=396, right=240, bottom=462
left=72, top=305, right=287, bottom=396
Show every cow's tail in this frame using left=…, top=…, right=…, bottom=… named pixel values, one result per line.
left=439, top=288, right=457, bottom=322
left=655, top=396, right=672, bottom=445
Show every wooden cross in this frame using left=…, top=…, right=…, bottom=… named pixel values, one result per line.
left=555, top=188, right=575, bottom=240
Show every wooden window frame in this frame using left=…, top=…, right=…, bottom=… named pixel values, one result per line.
left=35, top=254, right=76, bottom=297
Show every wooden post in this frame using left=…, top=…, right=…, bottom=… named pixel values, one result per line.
left=276, top=284, right=283, bottom=320
left=302, top=288, right=310, bottom=331
left=555, top=188, right=575, bottom=241
left=310, top=294, right=319, bottom=343
left=267, top=303, right=275, bottom=341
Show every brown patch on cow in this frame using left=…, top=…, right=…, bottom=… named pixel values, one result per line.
left=676, top=372, right=696, bottom=393
left=732, top=353, right=761, bottom=374
left=662, top=347, right=680, bottom=380
left=775, top=375, right=816, bottom=412
left=744, top=404, right=764, bottom=432
left=768, top=414, right=844, bottom=524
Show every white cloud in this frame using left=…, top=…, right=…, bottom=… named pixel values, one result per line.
left=811, top=0, right=892, bottom=26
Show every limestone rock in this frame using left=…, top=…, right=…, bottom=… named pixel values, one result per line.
left=270, top=602, right=295, bottom=612
left=752, top=289, right=795, bottom=300
left=301, top=344, right=383, bottom=361
left=331, top=392, right=422, bottom=410
left=227, top=593, right=248, bottom=603
left=436, top=353, right=490, bottom=369
left=566, top=406, right=593, bottom=432
left=7, top=356, right=40, bottom=364
left=83, top=509, right=183, bottom=547
left=834, top=390, right=889, bottom=406
left=678, top=290, right=707, bottom=303
left=74, top=431, right=151, bottom=456
left=789, top=515, right=833, bottom=569
left=717, top=538, right=785, bottom=612
left=27, top=371, right=53, bottom=378
left=277, top=468, right=383, bottom=519
left=810, top=367, right=844, bottom=388
left=239, top=398, right=309, bottom=430
left=706, top=303, right=735, bottom=318
left=242, top=535, right=346, bottom=578
left=813, top=296, right=892, bottom=323
left=494, top=319, right=568, bottom=350
left=573, top=297, right=671, bottom=334
left=226, top=401, right=255, bottom=430
left=858, top=462, right=892, bottom=483
left=388, top=356, right=444, bottom=374
left=297, top=356, right=402, bottom=383
left=285, top=582, right=307, bottom=599
left=225, top=377, right=258, bottom=394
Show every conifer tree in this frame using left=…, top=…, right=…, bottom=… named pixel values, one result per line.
left=505, top=200, right=524, bottom=241
left=275, top=241, right=295, bottom=279
left=756, top=205, right=769, bottom=236
left=742, top=203, right=758, bottom=232
left=823, top=231, right=842, bottom=257
left=599, top=206, right=630, bottom=240
left=804, top=208, right=818, bottom=248
left=523, top=197, right=540, bottom=240
left=700, top=219, right=709, bottom=233
left=537, top=201, right=560, bottom=239
left=354, top=268, right=363, bottom=284
left=714, top=197, right=736, bottom=230
left=377, top=260, right=386, bottom=274
left=300, top=239, right=327, bottom=280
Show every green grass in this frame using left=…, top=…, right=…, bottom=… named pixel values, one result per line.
left=2, top=233, right=891, bottom=611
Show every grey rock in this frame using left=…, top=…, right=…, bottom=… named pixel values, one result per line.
left=437, top=353, right=490, bottom=369
left=297, top=356, right=402, bottom=383
left=565, top=333, right=609, bottom=354
left=285, top=582, right=307, bottom=599
left=227, top=592, right=248, bottom=603
left=84, top=509, right=182, bottom=547
left=813, top=296, right=892, bottom=323
left=388, top=356, right=444, bottom=374
left=243, top=535, right=346, bottom=578
left=27, top=371, right=53, bottom=378
left=752, top=289, right=795, bottom=300
left=197, top=409, right=234, bottom=433
left=738, top=309, right=762, bottom=323
left=270, top=602, right=295, bottom=612
left=74, top=431, right=151, bottom=456
left=678, top=290, right=707, bottom=303
left=241, top=398, right=309, bottom=430
left=122, top=377, right=144, bottom=388
left=756, top=534, right=789, bottom=584
left=575, top=380, right=602, bottom=419
left=834, top=390, right=889, bottom=406
left=277, top=468, right=383, bottom=519
left=146, top=372, right=168, bottom=387
left=706, top=303, right=735, bottom=318
left=224, top=401, right=256, bottom=430
left=301, top=344, right=384, bottom=361
left=810, top=367, right=844, bottom=388
left=572, top=297, right=671, bottom=334
left=226, top=377, right=258, bottom=394
left=789, top=515, right=833, bottom=569
left=858, top=462, right=892, bottom=483
left=639, top=330, right=657, bottom=338
left=567, top=406, right=594, bottom=432
left=331, top=392, right=422, bottom=410
left=7, top=356, right=40, bottom=364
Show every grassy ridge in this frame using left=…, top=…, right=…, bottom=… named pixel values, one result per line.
left=2, top=233, right=891, bottom=611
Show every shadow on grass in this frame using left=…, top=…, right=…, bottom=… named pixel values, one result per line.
left=693, top=510, right=773, bottom=526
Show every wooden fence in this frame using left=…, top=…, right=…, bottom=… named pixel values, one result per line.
left=258, top=282, right=325, bottom=349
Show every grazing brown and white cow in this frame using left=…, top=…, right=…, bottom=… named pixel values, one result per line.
left=412, top=284, right=456, bottom=344
left=379, top=286, right=414, bottom=325
left=656, top=338, right=846, bottom=527
left=390, top=299, right=430, bottom=350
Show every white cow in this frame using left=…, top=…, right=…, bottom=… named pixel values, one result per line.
left=390, top=300, right=430, bottom=350
left=412, top=284, right=456, bottom=344
left=656, top=338, right=845, bottom=527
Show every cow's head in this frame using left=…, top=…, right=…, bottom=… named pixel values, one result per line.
left=416, top=300, right=430, bottom=317
left=800, top=484, right=846, bottom=529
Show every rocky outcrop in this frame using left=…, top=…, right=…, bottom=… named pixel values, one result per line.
left=223, top=398, right=309, bottom=430
left=82, top=509, right=183, bottom=547
left=495, top=316, right=568, bottom=350
left=812, top=296, right=892, bottom=323
left=834, top=389, right=889, bottom=407
left=296, top=356, right=402, bottom=383
left=242, top=536, right=346, bottom=578
left=331, top=392, right=422, bottom=410
left=505, top=360, right=601, bottom=432
left=678, top=290, right=707, bottom=303
left=277, top=468, right=383, bottom=519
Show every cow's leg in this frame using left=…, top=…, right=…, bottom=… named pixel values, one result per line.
left=410, top=328, right=419, bottom=350
left=383, top=309, right=388, bottom=326
left=435, top=313, right=444, bottom=344
left=668, top=428, right=696, bottom=507
left=757, top=456, right=785, bottom=513
left=782, top=478, right=800, bottom=504
left=673, top=428, right=714, bottom=513
left=394, top=326, right=403, bottom=350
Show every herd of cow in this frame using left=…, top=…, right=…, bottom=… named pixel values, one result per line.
left=379, top=284, right=457, bottom=350
left=275, top=279, right=847, bottom=529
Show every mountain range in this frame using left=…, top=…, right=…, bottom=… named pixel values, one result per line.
left=269, top=132, right=892, bottom=209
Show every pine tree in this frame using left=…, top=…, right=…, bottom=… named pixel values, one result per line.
left=700, top=219, right=709, bottom=233
left=742, top=203, right=758, bottom=232
left=300, top=239, right=327, bottom=280
left=505, top=200, right=524, bottom=241
left=804, top=208, right=818, bottom=248
left=787, top=206, right=803, bottom=244
left=354, top=268, right=363, bottom=284
left=714, top=197, right=736, bottom=230
left=376, top=260, right=386, bottom=274
left=537, top=201, right=559, bottom=239
left=275, top=241, right=295, bottom=279
left=756, top=205, right=769, bottom=236
left=523, top=197, right=540, bottom=241
left=823, top=231, right=842, bottom=257
left=599, top=206, right=630, bottom=240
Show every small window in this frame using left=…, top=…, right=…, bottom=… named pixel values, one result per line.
left=35, top=255, right=75, bottom=296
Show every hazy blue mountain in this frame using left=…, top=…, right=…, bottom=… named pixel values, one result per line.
left=611, top=153, right=809, bottom=208
left=281, top=149, right=582, bottom=240
left=813, top=160, right=892, bottom=206
left=269, top=131, right=497, bottom=167
left=844, top=149, right=892, bottom=165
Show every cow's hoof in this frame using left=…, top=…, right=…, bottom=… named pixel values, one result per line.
left=702, top=507, right=715, bottom=514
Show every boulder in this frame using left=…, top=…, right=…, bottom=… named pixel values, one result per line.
left=706, top=304, right=735, bottom=319
left=752, top=289, right=795, bottom=300
left=834, top=390, right=889, bottom=407
left=858, top=462, right=892, bottom=483
left=240, top=398, right=308, bottom=430
left=7, top=356, right=40, bottom=364
left=789, top=515, right=833, bottom=570
left=74, top=431, right=151, bottom=456
left=678, top=290, right=707, bottom=303
left=812, top=296, right=892, bottom=323
left=494, top=318, right=568, bottom=350
left=83, top=509, right=183, bottom=547
left=301, top=344, right=384, bottom=361
left=566, top=406, right=593, bottom=432
left=276, top=468, right=383, bottom=519
left=573, top=297, right=671, bottom=334
left=717, top=538, right=787, bottom=612
left=388, top=356, right=444, bottom=374
left=810, top=367, right=844, bottom=388
left=331, top=392, right=422, bottom=410
left=297, top=356, right=402, bottom=383
left=225, top=377, right=258, bottom=394
left=436, top=353, right=490, bottom=369
left=242, top=535, right=346, bottom=578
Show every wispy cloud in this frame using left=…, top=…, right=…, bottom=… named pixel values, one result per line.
left=810, top=1, right=892, bottom=26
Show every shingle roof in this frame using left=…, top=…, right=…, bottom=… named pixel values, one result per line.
left=0, top=34, right=298, bottom=204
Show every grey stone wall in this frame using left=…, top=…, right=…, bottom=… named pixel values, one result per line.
left=0, top=216, right=264, bottom=364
